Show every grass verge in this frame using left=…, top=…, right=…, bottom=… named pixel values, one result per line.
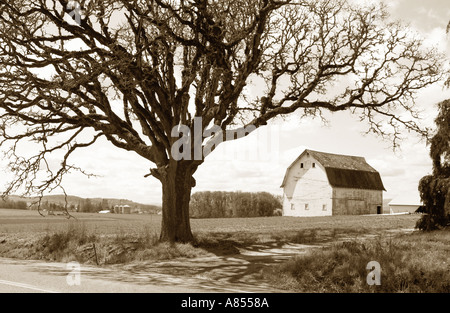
left=263, top=229, right=450, bottom=292
left=0, top=221, right=209, bottom=264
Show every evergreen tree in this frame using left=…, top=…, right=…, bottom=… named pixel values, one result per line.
left=417, top=100, right=450, bottom=230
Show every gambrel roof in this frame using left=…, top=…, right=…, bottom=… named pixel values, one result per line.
left=281, top=149, right=386, bottom=191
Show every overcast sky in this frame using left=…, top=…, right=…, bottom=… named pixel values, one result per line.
left=2, top=0, right=450, bottom=205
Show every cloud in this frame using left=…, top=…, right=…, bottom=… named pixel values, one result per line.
left=380, top=168, right=406, bottom=177
left=389, top=0, right=450, bottom=32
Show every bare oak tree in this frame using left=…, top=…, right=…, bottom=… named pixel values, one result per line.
left=0, top=0, right=444, bottom=242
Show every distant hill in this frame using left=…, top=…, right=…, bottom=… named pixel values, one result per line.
left=2, top=194, right=161, bottom=214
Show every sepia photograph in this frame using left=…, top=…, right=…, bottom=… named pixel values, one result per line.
left=0, top=0, right=448, bottom=305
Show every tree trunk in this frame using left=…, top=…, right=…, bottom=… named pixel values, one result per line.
left=159, top=162, right=195, bottom=243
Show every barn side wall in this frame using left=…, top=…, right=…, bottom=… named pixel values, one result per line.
left=332, top=188, right=382, bottom=215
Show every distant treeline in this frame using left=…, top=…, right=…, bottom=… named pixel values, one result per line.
left=61, top=198, right=161, bottom=214
left=0, top=198, right=74, bottom=211
left=0, top=197, right=161, bottom=214
left=189, top=191, right=282, bottom=218
left=77, top=198, right=107, bottom=213
left=0, top=198, right=28, bottom=210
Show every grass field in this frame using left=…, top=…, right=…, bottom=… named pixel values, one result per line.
left=0, top=208, right=420, bottom=242
left=1, top=208, right=448, bottom=292
left=0, top=208, right=421, bottom=261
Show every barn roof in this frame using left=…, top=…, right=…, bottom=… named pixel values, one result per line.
left=280, top=149, right=386, bottom=191
left=389, top=193, right=422, bottom=206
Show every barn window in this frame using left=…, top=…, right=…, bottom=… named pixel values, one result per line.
left=300, top=163, right=304, bottom=168
left=312, top=163, right=315, bottom=168
left=305, top=204, right=309, bottom=210
left=291, top=203, right=295, bottom=210
left=322, top=204, right=327, bottom=211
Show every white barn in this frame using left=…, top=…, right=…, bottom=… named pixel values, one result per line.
left=281, top=149, right=385, bottom=217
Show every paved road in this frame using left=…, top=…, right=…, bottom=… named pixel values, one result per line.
left=0, top=257, right=205, bottom=293
left=0, top=242, right=312, bottom=293
left=0, top=257, right=280, bottom=293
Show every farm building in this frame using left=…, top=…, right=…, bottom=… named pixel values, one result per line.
left=281, top=149, right=385, bottom=217
left=388, top=194, right=422, bottom=214
left=113, top=204, right=131, bottom=214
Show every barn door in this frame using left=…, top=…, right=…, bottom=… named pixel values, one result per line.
left=377, top=206, right=382, bottom=214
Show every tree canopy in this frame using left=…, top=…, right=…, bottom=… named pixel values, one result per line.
left=0, top=0, right=445, bottom=241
